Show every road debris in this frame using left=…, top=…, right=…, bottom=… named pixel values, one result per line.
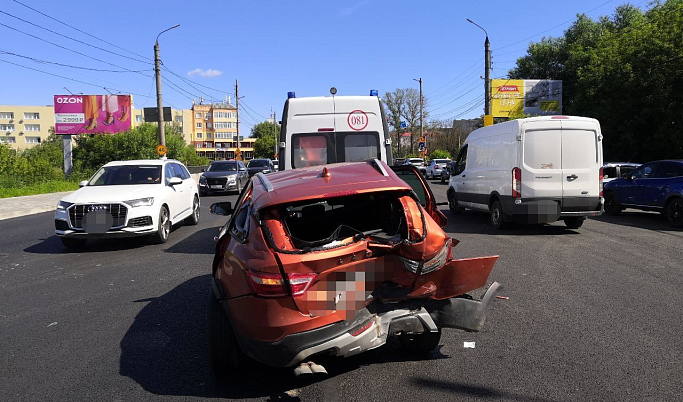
left=47, top=322, right=58, bottom=327
left=496, top=296, right=509, bottom=300
left=463, top=341, right=476, bottom=348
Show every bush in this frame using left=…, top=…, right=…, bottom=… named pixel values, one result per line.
left=428, top=149, right=451, bottom=160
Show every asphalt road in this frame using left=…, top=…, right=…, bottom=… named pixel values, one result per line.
left=1, top=182, right=682, bottom=401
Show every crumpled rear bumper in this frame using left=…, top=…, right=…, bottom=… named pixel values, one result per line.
left=214, top=279, right=502, bottom=367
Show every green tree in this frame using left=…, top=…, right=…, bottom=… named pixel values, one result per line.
left=508, top=0, right=683, bottom=161
left=254, top=135, right=276, bottom=159
left=251, top=121, right=280, bottom=139
left=428, top=149, right=451, bottom=160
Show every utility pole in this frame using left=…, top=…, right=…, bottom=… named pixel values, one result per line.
left=154, top=24, right=179, bottom=147
left=235, top=79, right=239, bottom=139
left=413, top=77, right=424, bottom=157
left=467, top=18, right=492, bottom=124
left=272, top=110, right=278, bottom=160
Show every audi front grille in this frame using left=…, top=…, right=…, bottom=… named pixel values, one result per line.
left=68, top=204, right=128, bottom=230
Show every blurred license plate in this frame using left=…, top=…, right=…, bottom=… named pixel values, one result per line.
left=211, top=185, right=223, bottom=189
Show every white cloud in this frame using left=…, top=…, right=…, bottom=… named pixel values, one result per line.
left=187, top=68, right=223, bottom=78
left=339, top=0, right=370, bottom=16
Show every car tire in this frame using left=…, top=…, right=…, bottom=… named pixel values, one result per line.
left=564, top=217, right=585, bottom=229
left=185, top=195, right=200, bottom=225
left=399, top=328, right=442, bottom=354
left=151, top=206, right=171, bottom=244
left=604, top=192, right=621, bottom=216
left=490, top=200, right=510, bottom=229
left=61, top=237, right=87, bottom=248
left=448, top=191, right=463, bottom=215
left=440, top=175, right=446, bottom=184
left=208, top=291, right=243, bottom=373
left=665, top=198, right=683, bottom=228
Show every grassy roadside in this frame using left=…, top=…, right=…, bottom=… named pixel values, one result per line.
left=0, top=180, right=80, bottom=198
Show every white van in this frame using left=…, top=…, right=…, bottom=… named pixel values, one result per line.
left=447, top=116, right=604, bottom=229
left=278, top=91, right=393, bottom=170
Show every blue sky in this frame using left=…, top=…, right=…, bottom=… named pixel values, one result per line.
left=0, top=0, right=648, bottom=134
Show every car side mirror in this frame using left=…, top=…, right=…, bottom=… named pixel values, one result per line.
left=169, top=177, right=183, bottom=186
left=201, top=168, right=206, bottom=172
left=210, top=202, right=233, bottom=216
left=629, top=175, right=636, bottom=181
left=79, top=180, right=88, bottom=187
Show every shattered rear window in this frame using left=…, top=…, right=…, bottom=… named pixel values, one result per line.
left=261, top=191, right=425, bottom=252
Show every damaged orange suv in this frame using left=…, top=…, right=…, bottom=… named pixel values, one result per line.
left=208, top=159, right=501, bottom=374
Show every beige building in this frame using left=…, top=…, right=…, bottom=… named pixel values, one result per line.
left=0, top=105, right=55, bottom=150
left=191, top=101, right=255, bottom=161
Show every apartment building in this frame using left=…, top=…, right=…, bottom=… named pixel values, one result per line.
left=0, top=105, right=55, bottom=150
left=191, top=101, right=255, bottom=161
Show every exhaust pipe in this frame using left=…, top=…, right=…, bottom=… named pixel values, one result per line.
left=293, top=361, right=328, bottom=377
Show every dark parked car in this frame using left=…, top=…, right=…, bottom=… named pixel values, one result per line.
left=246, top=158, right=274, bottom=177
left=198, top=160, right=249, bottom=196
left=440, top=161, right=457, bottom=183
left=603, top=160, right=683, bottom=227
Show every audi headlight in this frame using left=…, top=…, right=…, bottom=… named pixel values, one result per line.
left=124, top=197, right=154, bottom=208
left=400, top=239, right=451, bottom=275
left=57, top=200, right=72, bottom=210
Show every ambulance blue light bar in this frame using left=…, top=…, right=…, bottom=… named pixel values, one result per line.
left=370, top=90, right=378, bottom=96
left=287, top=92, right=296, bottom=99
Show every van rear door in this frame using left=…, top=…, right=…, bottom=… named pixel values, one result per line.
left=560, top=120, right=601, bottom=201
left=521, top=120, right=564, bottom=199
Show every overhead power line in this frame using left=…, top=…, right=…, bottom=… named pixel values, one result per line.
left=0, top=58, right=154, bottom=98
left=0, top=49, right=151, bottom=73
left=240, top=100, right=267, bottom=120
left=0, top=10, right=151, bottom=64
left=11, top=0, right=151, bottom=61
left=0, top=22, right=153, bottom=78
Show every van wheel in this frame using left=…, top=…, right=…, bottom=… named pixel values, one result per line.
left=208, top=291, right=243, bottom=374
left=490, top=200, right=509, bottom=229
left=564, top=217, right=585, bottom=229
left=665, top=198, right=683, bottom=228
left=399, top=328, right=442, bottom=354
left=604, top=192, right=621, bottom=216
left=448, top=192, right=463, bottom=215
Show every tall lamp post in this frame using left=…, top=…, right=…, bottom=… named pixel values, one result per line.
left=467, top=18, right=491, bottom=120
left=413, top=77, right=423, bottom=156
left=154, top=24, right=180, bottom=147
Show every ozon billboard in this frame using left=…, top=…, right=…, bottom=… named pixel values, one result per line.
left=490, top=79, right=562, bottom=118
left=53, top=94, right=132, bottom=134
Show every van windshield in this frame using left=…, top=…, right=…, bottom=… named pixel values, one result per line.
left=291, top=132, right=380, bottom=169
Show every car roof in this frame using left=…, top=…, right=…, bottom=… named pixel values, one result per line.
left=104, top=159, right=181, bottom=167
left=603, top=162, right=641, bottom=167
left=251, top=160, right=413, bottom=211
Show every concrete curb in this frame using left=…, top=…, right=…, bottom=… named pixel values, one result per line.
left=0, top=191, right=73, bottom=221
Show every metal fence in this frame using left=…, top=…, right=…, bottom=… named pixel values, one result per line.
left=187, top=166, right=208, bottom=174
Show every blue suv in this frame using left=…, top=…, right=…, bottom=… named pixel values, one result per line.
left=603, top=160, right=683, bottom=227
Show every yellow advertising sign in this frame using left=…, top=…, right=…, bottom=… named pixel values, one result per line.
left=491, top=79, right=525, bottom=118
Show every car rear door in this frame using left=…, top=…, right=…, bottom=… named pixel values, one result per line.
left=560, top=121, right=601, bottom=202
left=391, top=165, right=447, bottom=227
left=635, top=162, right=672, bottom=207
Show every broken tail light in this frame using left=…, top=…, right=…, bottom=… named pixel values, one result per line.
left=400, top=239, right=452, bottom=275
left=288, top=273, right=317, bottom=296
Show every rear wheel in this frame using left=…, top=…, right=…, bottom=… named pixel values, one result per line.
left=564, top=217, right=585, bottom=229
left=61, top=237, right=87, bottom=248
left=185, top=195, right=200, bottom=225
left=666, top=198, right=683, bottom=228
left=208, top=291, right=243, bottom=373
left=604, top=192, right=621, bottom=216
left=448, top=191, right=463, bottom=215
left=490, top=200, right=509, bottom=229
left=399, top=328, right=442, bottom=354
left=151, top=206, right=170, bottom=244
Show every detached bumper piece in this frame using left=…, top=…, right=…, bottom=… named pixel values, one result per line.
left=427, top=281, right=502, bottom=332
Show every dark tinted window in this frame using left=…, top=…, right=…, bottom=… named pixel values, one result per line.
left=171, top=163, right=185, bottom=179
left=208, top=162, right=237, bottom=172
left=631, top=164, right=655, bottom=179
left=247, top=159, right=269, bottom=168
left=619, top=166, right=637, bottom=176
left=393, top=169, right=427, bottom=207
left=654, top=163, right=683, bottom=178
left=454, top=145, right=468, bottom=175
left=603, top=167, right=617, bottom=179
left=164, top=164, right=175, bottom=185
left=89, top=165, right=162, bottom=186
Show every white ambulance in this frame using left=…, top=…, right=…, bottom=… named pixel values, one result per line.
left=278, top=90, right=393, bottom=170
left=447, top=116, right=604, bottom=229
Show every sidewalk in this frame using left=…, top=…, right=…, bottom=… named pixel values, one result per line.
left=0, top=191, right=72, bottom=221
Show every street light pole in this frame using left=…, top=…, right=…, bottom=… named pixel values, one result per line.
left=467, top=18, right=491, bottom=117
left=413, top=77, right=423, bottom=156
left=154, top=24, right=180, bottom=147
